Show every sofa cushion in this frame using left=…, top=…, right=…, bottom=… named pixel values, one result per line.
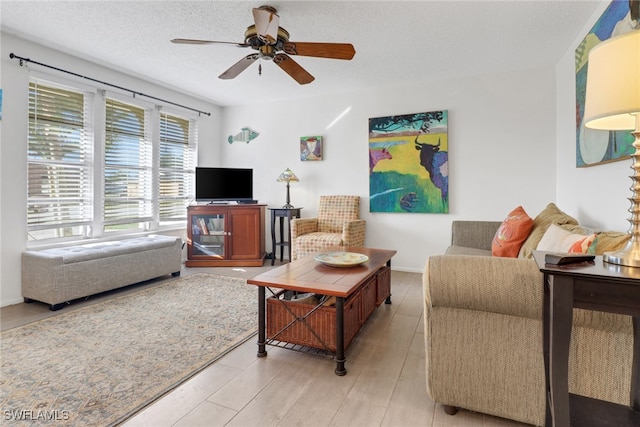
left=491, top=206, right=534, bottom=258
left=445, top=245, right=492, bottom=256
left=537, top=224, right=596, bottom=253
left=591, top=231, right=631, bottom=255
left=518, top=203, right=579, bottom=259
left=295, top=232, right=343, bottom=257
left=451, top=221, right=501, bottom=250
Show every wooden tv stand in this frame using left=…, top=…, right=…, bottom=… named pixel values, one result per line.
left=186, top=204, right=266, bottom=267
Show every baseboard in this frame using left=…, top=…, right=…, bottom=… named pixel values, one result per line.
left=389, top=266, right=423, bottom=274
left=1, top=297, right=27, bottom=308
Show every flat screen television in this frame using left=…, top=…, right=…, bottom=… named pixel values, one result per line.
left=195, top=167, right=253, bottom=202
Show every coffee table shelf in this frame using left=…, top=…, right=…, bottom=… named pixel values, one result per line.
left=264, top=339, right=335, bottom=359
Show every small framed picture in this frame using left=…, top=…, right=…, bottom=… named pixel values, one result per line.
left=300, top=136, right=323, bottom=161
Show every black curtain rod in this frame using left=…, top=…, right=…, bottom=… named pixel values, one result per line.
left=9, top=53, right=211, bottom=117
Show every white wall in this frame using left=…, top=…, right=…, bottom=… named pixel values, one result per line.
left=0, top=33, right=223, bottom=306
left=555, top=1, right=631, bottom=232
left=4, top=15, right=608, bottom=305
left=218, top=67, right=558, bottom=272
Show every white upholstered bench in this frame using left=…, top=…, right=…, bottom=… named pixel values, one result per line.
left=22, top=235, right=182, bottom=310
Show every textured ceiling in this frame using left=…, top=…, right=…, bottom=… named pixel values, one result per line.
left=1, top=1, right=600, bottom=107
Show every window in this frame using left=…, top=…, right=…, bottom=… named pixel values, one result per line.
left=159, top=113, right=196, bottom=225
left=27, top=80, right=198, bottom=244
left=103, top=99, right=152, bottom=233
left=27, top=81, right=93, bottom=241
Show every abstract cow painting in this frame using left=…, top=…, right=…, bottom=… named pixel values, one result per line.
left=369, top=110, right=448, bottom=213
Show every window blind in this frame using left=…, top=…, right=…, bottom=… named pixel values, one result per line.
left=104, top=98, right=152, bottom=231
left=27, top=82, right=93, bottom=240
left=159, top=113, right=195, bottom=222
left=26, top=77, right=199, bottom=244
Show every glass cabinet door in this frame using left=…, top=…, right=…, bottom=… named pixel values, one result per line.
left=191, top=213, right=226, bottom=258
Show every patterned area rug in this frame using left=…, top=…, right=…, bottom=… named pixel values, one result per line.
left=0, top=274, right=257, bottom=426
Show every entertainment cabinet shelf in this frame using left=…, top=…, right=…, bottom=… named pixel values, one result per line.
left=186, top=204, right=266, bottom=267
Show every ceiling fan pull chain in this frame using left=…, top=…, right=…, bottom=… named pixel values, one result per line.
left=258, top=61, right=262, bottom=76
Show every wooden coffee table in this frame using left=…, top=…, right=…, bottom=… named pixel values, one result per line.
left=247, top=246, right=396, bottom=375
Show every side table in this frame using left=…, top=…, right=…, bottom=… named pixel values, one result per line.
left=533, top=250, right=640, bottom=427
left=268, top=207, right=302, bottom=265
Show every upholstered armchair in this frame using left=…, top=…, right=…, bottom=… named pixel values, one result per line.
left=290, top=195, right=366, bottom=260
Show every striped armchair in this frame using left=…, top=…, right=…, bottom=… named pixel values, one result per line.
left=290, top=195, right=366, bottom=260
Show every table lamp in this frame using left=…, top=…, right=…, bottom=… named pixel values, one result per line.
left=584, top=30, right=640, bottom=267
left=276, top=168, right=299, bottom=209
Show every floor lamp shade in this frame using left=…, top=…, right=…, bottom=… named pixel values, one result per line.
left=584, top=30, right=640, bottom=267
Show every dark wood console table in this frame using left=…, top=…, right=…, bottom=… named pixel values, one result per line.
left=533, top=251, right=640, bottom=427
left=268, top=207, right=302, bottom=265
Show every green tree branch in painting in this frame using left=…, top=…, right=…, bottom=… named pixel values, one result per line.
left=369, top=111, right=444, bottom=135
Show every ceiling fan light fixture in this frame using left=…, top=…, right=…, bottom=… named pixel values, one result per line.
left=244, top=25, right=290, bottom=47
left=256, top=5, right=277, bottom=14
left=173, top=5, right=355, bottom=85
left=258, top=45, right=276, bottom=60
left=252, top=5, right=280, bottom=45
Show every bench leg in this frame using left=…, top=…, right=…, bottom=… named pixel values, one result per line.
left=49, top=303, right=66, bottom=311
left=442, top=405, right=459, bottom=415
left=25, top=297, right=65, bottom=311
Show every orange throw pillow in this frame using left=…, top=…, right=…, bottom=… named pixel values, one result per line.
left=492, top=206, right=534, bottom=258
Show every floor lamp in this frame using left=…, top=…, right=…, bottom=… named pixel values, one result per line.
left=584, top=30, right=640, bottom=267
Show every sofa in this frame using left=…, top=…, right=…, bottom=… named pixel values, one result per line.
left=422, top=204, right=634, bottom=426
left=22, top=235, right=182, bottom=310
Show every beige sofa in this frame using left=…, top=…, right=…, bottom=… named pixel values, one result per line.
left=423, top=215, right=634, bottom=426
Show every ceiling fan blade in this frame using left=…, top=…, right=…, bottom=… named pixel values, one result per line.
left=252, top=6, right=280, bottom=44
left=274, top=53, right=315, bottom=85
left=283, top=42, right=356, bottom=60
left=171, top=38, right=249, bottom=47
left=219, top=54, right=260, bottom=80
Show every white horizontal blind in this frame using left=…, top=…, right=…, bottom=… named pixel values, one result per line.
left=27, top=82, right=93, bottom=240
left=26, top=77, right=199, bottom=244
left=103, top=98, right=152, bottom=231
left=159, top=113, right=195, bottom=223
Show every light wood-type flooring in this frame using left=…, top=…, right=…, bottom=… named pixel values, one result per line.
left=1, top=262, right=529, bottom=427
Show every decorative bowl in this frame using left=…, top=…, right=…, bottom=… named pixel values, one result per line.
left=314, top=251, right=369, bottom=267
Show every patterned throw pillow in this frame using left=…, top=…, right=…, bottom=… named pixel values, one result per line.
left=518, top=203, right=579, bottom=258
left=536, top=224, right=596, bottom=253
left=492, top=206, right=534, bottom=258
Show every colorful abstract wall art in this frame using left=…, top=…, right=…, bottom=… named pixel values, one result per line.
left=369, top=111, right=448, bottom=213
left=300, top=136, right=323, bottom=161
left=575, top=0, right=639, bottom=167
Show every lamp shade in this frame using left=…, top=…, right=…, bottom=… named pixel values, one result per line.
left=584, top=30, right=640, bottom=131
left=276, top=168, right=299, bottom=183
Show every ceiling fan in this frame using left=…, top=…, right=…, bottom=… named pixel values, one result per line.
left=171, top=5, right=356, bottom=85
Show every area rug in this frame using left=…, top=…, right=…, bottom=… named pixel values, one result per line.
left=0, top=274, right=257, bottom=426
